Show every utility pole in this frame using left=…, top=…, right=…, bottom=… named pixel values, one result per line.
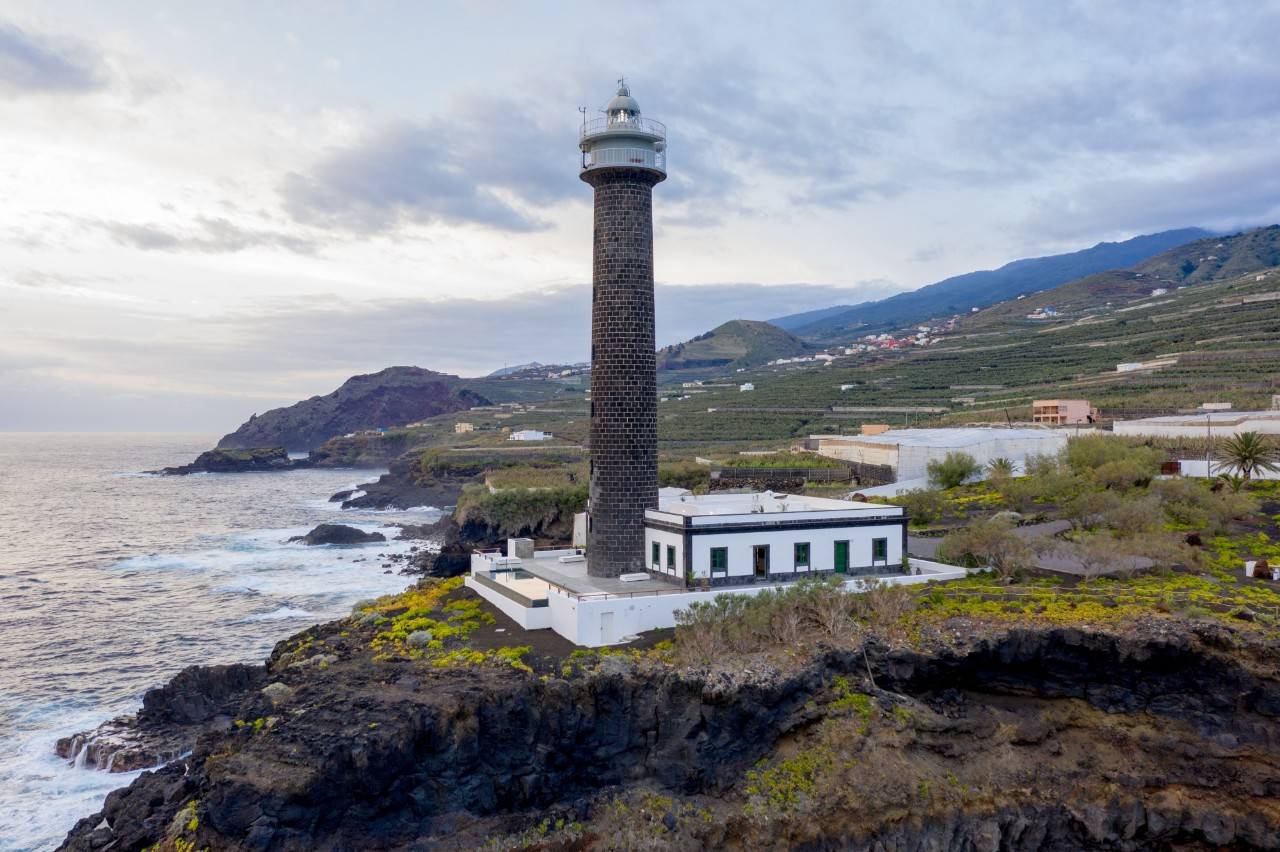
left=1206, top=413, right=1213, bottom=478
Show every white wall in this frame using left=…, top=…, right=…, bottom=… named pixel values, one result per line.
left=1116, top=419, right=1280, bottom=439
left=464, top=576, right=552, bottom=630
left=688, top=524, right=901, bottom=580
left=896, top=434, right=1067, bottom=480
left=643, top=526, right=684, bottom=579
left=1178, top=459, right=1280, bottom=480
left=549, top=563, right=961, bottom=647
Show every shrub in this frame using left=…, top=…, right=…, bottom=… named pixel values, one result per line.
left=1150, top=478, right=1257, bottom=534
left=1062, top=489, right=1122, bottom=531
left=927, top=452, right=980, bottom=489
left=1064, top=435, right=1160, bottom=489
left=1102, top=495, right=1163, bottom=537
left=671, top=576, right=912, bottom=663
left=455, top=484, right=587, bottom=537
left=658, top=461, right=711, bottom=492
left=1093, top=457, right=1156, bottom=491
left=937, top=516, right=1033, bottom=581
left=720, top=452, right=845, bottom=469
left=895, top=488, right=947, bottom=526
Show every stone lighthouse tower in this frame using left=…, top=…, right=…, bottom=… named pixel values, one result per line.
left=579, top=80, right=667, bottom=578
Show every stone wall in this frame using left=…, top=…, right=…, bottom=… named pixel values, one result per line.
left=582, top=167, right=662, bottom=577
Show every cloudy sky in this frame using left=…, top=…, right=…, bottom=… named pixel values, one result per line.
left=3, top=1, right=1279, bottom=430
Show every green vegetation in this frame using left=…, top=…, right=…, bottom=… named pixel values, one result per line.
left=674, top=577, right=915, bottom=664
left=455, top=484, right=587, bottom=538
left=927, top=451, right=980, bottom=489
left=720, top=452, right=845, bottom=469
left=657, top=460, right=711, bottom=492
left=657, top=319, right=812, bottom=374
left=1216, top=431, right=1280, bottom=481
left=484, top=463, right=586, bottom=490
left=937, top=515, right=1033, bottom=580
left=897, top=488, right=946, bottom=526
left=986, top=457, right=1015, bottom=478
left=743, top=748, right=834, bottom=815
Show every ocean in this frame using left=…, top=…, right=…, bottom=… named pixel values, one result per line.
left=0, top=433, right=441, bottom=852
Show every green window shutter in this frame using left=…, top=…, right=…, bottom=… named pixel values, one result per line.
left=652, top=542, right=660, bottom=566
left=794, top=542, right=810, bottom=567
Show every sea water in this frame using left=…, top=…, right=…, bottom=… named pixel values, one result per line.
left=0, top=433, right=441, bottom=851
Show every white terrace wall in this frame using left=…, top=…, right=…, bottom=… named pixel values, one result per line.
left=548, top=562, right=966, bottom=647
left=463, top=576, right=552, bottom=630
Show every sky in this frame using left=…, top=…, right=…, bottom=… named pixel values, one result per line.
left=2, top=1, right=1279, bottom=431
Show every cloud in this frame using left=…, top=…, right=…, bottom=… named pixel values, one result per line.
left=90, top=216, right=317, bottom=255
left=281, top=95, right=574, bottom=234
left=0, top=22, right=103, bottom=94
left=1023, top=150, right=1280, bottom=241
left=1, top=279, right=899, bottom=429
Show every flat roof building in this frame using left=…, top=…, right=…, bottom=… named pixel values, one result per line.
left=1113, top=411, right=1280, bottom=439
left=465, top=489, right=953, bottom=646
left=812, top=427, right=1068, bottom=481
left=1032, top=399, right=1096, bottom=426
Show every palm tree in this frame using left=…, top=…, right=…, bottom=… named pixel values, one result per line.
left=986, top=457, right=1016, bottom=478
left=1215, top=431, right=1280, bottom=481
left=1216, top=472, right=1247, bottom=493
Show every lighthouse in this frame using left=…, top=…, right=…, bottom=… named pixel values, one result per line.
left=580, top=80, right=667, bottom=578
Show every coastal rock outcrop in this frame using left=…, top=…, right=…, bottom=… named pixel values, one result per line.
left=55, top=663, right=265, bottom=773
left=337, top=449, right=462, bottom=511
left=58, top=616, right=1280, bottom=850
left=154, top=447, right=303, bottom=475
left=287, top=523, right=387, bottom=546
left=217, top=366, right=491, bottom=452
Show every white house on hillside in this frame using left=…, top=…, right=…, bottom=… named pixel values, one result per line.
left=509, top=429, right=551, bottom=441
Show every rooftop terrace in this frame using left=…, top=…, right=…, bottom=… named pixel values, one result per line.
left=654, top=491, right=899, bottom=518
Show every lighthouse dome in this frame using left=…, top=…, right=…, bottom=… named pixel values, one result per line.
left=605, top=83, right=640, bottom=117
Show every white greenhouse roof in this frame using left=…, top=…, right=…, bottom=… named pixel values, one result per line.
left=814, top=427, right=1063, bottom=448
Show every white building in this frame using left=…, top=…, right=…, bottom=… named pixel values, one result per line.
left=508, top=429, right=551, bottom=441
left=739, top=382, right=755, bottom=392
left=464, top=491, right=957, bottom=646
left=1113, top=411, right=1280, bottom=439
left=812, top=427, right=1069, bottom=482
left=643, top=491, right=905, bottom=583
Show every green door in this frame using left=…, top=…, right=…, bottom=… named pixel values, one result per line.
left=834, top=540, right=849, bottom=574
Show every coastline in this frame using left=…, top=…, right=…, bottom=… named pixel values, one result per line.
left=0, top=433, right=441, bottom=852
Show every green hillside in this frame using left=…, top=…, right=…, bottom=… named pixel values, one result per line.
left=775, top=227, right=1209, bottom=342
left=972, top=225, right=1280, bottom=328
left=657, top=320, right=812, bottom=375
left=1136, top=224, right=1280, bottom=284
left=645, top=259, right=1280, bottom=443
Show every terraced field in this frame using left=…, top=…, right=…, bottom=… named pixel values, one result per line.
left=648, top=264, right=1280, bottom=443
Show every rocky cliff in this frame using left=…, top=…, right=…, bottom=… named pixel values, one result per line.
left=218, top=367, right=490, bottom=452
left=59, top=592, right=1280, bottom=851
left=154, top=447, right=305, bottom=475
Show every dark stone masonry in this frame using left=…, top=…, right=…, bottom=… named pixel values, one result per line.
left=582, top=166, right=663, bottom=577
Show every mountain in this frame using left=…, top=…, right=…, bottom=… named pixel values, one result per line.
left=969, top=224, right=1280, bottom=326
left=217, top=367, right=491, bottom=451
left=775, top=227, right=1211, bottom=342
left=1134, top=224, right=1280, bottom=284
left=656, top=320, right=812, bottom=373
left=767, top=304, right=862, bottom=333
